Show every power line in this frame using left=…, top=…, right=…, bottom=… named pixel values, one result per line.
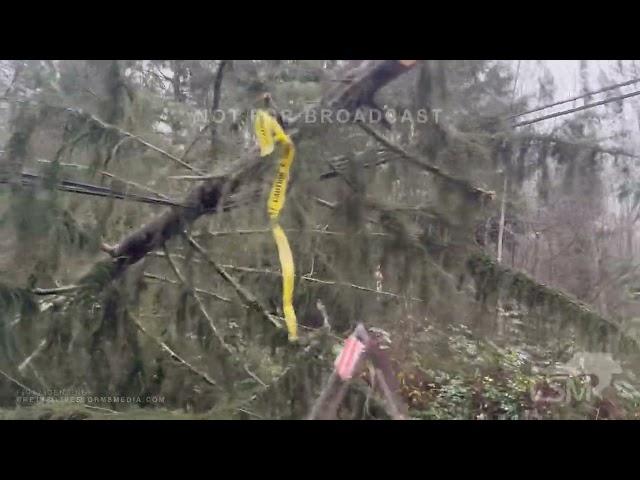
left=509, top=76, right=640, bottom=119
left=0, top=172, right=192, bottom=209
left=512, top=89, right=640, bottom=128
left=0, top=171, right=261, bottom=213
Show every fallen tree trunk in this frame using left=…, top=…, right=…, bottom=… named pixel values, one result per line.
left=77, top=158, right=265, bottom=290
left=75, top=61, right=419, bottom=290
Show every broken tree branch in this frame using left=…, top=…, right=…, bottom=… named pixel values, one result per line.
left=31, top=285, right=81, bottom=296
left=358, top=122, right=495, bottom=200
left=323, top=60, right=417, bottom=112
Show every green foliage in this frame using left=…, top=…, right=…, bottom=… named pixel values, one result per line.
left=1, top=59, right=639, bottom=419
left=401, top=331, right=542, bottom=420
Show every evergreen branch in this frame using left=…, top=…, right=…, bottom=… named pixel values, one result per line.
left=217, top=264, right=424, bottom=303
left=0, top=98, right=205, bottom=174
left=143, top=273, right=233, bottom=303
left=185, top=234, right=283, bottom=331
left=194, top=228, right=389, bottom=238
left=145, top=268, right=333, bottom=339
left=18, top=339, right=49, bottom=374
left=162, top=245, right=236, bottom=357
left=167, top=174, right=222, bottom=181
left=235, top=365, right=294, bottom=413
left=502, top=133, right=640, bottom=159
left=233, top=333, right=335, bottom=416
left=148, top=251, right=420, bottom=301
left=357, top=122, right=496, bottom=200
left=79, top=110, right=206, bottom=174
left=466, top=253, right=640, bottom=353
left=0, top=368, right=41, bottom=397
left=130, top=313, right=217, bottom=387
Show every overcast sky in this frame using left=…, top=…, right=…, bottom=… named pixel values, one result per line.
left=507, top=60, right=640, bottom=216
left=509, top=61, right=640, bottom=156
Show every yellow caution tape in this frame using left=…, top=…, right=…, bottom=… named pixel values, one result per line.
left=267, top=142, right=294, bottom=219
left=271, top=223, right=297, bottom=339
left=254, top=109, right=276, bottom=156
left=254, top=109, right=298, bottom=341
